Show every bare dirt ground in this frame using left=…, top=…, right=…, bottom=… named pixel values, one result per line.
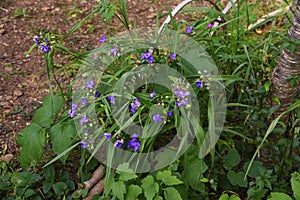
left=0, top=0, right=209, bottom=157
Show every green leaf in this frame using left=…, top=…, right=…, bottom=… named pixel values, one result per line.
left=182, top=158, right=207, bottom=191
left=50, top=121, right=77, bottom=162
left=229, top=194, right=241, bottom=200
left=223, top=148, right=240, bottom=170
left=11, top=172, right=33, bottom=187
left=156, top=170, right=183, bottom=186
left=141, top=175, right=159, bottom=200
left=17, top=123, right=45, bottom=168
left=268, top=192, right=292, bottom=200
left=52, top=182, right=68, bottom=196
left=227, top=171, right=247, bottom=187
left=219, top=193, right=230, bottom=200
left=153, top=196, right=163, bottom=200
left=112, top=181, right=126, bottom=200
left=291, top=172, right=300, bottom=200
left=125, top=184, right=142, bottom=200
left=242, top=161, right=265, bottom=178
left=32, top=94, right=64, bottom=127
left=118, top=171, right=138, bottom=181
left=164, top=187, right=182, bottom=200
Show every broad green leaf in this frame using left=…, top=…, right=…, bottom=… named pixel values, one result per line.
left=11, top=172, right=35, bottom=187
left=141, top=175, right=159, bottom=200
left=125, top=184, right=142, bottom=200
left=156, top=170, right=183, bottom=186
left=229, top=194, right=241, bottom=200
left=32, top=107, right=53, bottom=127
left=227, top=171, right=247, bottom=187
left=268, top=192, right=292, bottom=200
left=17, top=123, right=45, bottom=169
left=291, top=172, right=300, bottom=200
left=52, top=182, right=68, bottom=196
left=112, top=181, right=126, bottom=200
left=242, top=161, right=265, bottom=178
left=118, top=171, right=138, bottom=181
left=50, top=121, right=77, bottom=162
left=223, top=148, right=240, bottom=170
left=182, top=158, right=207, bottom=191
left=43, top=93, right=64, bottom=116
left=219, top=193, right=230, bottom=200
left=154, top=196, right=163, bottom=200
left=164, top=187, right=182, bottom=200
left=32, top=94, right=64, bottom=127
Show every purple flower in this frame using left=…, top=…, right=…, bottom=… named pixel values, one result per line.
left=40, top=44, right=50, bottom=53
left=107, top=96, right=116, bottom=104
left=206, top=23, right=213, bottom=28
left=104, top=133, right=112, bottom=140
left=94, top=90, right=100, bottom=98
left=80, top=115, right=88, bottom=125
left=167, top=107, right=173, bottom=117
left=114, top=140, right=123, bottom=148
left=86, top=128, right=89, bottom=133
left=150, top=91, right=156, bottom=99
left=169, top=53, right=176, bottom=60
left=80, top=141, right=87, bottom=149
left=110, top=47, right=118, bottom=57
left=33, top=35, right=39, bottom=46
left=130, top=106, right=137, bottom=114
left=82, top=98, right=87, bottom=105
left=130, top=97, right=141, bottom=114
left=186, top=26, right=194, bottom=34
left=68, top=110, right=75, bottom=118
left=133, top=97, right=141, bottom=107
left=195, top=80, right=203, bottom=88
left=152, top=113, right=162, bottom=123
left=99, top=34, right=106, bottom=43
left=127, top=134, right=140, bottom=152
left=86, top=80, right=94, bottom=89
left=68, top=103, right=78, bottom=118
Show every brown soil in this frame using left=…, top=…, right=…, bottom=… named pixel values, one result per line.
left=0, top=0, right=209, bottom=157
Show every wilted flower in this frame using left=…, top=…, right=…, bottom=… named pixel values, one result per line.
left=94, top=90, right=100, bottom=98
left=110, top=47, right=118, bottom=57
left=167, top=107, right=173, bottom=117
left=68, top=103, right=78, bottom=118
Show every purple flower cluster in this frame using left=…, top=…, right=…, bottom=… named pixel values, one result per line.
left=126, top=133, right=141, bottom=152
left=140, top=51, right=154, bottom=64
left=174, top=90, right=190, bottom=108
left=86, top=79, right=94, bottom=89
left=130, top=97, right=141, bottom=114
left=33, top=35, right=51, bottom=53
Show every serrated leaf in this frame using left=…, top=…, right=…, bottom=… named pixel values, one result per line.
left=268, top=192, right=292, bottom=200
left=164, top=187, right=182, bottom=200
left=182, top=158, right=207, bottom=191
left=156, top=170, right=183, bottom=186
left=118, top=172, right=138, bottom=181
left=125, top=184, right=142, bottom=200
left=112, top=181, right=126, bottom=200
left=227, top=171, right=247, bottom=187
left=17, top=123, right=45, bottom=169
left=50, top=121, right=77, bottom=162
left=291, top=172, right=300, bottom=200
left=141, top=175, right=159, bottom=200
left=223, top=148, right=240, bottom=170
